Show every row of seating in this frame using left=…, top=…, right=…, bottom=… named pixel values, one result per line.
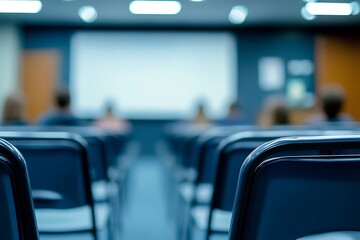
left=163, top=124, right=360, bottom=240
left=0, top=126, right=133, bottom=240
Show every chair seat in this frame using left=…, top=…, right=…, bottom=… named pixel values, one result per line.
left=210, top=233, right=229, bottom=240
left=92, top=181, right=109, bottom=202
left=40, top=233, right=94, bottom=240
left=36, top=203, right=110, bottom=232
left=297, top=231, right=360, bottom=240
left=41, top=228, right=108, bottom=240
left=191, top=206, right=232, bottom=232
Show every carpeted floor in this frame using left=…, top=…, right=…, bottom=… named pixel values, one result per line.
left=120, top=157, right=175, bottom=240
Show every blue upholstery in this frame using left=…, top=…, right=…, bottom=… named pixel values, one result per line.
left=298, top=231, right=360, bottom=240
left=229, top=135, right=360, bottom=240
left=211, top=130, right=360, bottom=212
left=197, top=130, right=360, bottom=240
left=0, top=125, right=130, bottom=182
left=0, top=138, right=39, bottom=240
left=0, top=126, right=129, bottom=240
left=0, top=132, right=99, bottom=239
left=190, top=126, right=256, bottom=184
left=178, top=127, right=256, bottom=239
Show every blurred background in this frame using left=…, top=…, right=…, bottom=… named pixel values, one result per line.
left=1, top=0, right=359, bottom=156
left=1, top=1, right=360, bottom=239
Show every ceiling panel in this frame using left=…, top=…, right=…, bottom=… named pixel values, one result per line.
left=0, top=0, right=359, bottom=26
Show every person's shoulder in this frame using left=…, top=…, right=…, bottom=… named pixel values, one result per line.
left=37, top=110, right=80, bottom=126
left=37, top=111, right=57, bottom=125
left=339, top=113, right=353, bottom=122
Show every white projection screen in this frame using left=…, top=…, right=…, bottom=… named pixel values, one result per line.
left=70, top=31, right=237, bottom=119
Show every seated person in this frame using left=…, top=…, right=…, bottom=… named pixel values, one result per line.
left=37, top=88, right=81, bottom=126
left=192, top=101, right=211, bottom=125
left=2, top=92, right=27, bottom=126
left=307, top=85, right=353, bottom=125
left=258, top=96, right=290, bottom=128
left=94, top=103, right=130, bottom=130
left=217, top=101, right=249, bottom=125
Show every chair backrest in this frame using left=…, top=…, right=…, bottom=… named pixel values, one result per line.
left=0, top=132, right=94, bottom=209
left=211, top=129, right=360, bottom=212
left=230, top=135, right=360, bottom=240
left=164, top=123, right=210, bottom=169
left=0, top=138, right=39, bottom=240
left=49, top=127, right=110, bottom=182
left=191, top=126, right=257, bottom=185
left=108, top=129, right=131, bottom=157
left=0, top=126, right=111, bottom=182
left=192, top=127, right=329, bottom=187
left=211, top=131, right=284, bottom=213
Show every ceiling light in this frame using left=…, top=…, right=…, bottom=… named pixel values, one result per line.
left=229, top=5, right=248, bottom=24
left=129, top=1, right=181, bottom=15
left=78, top=5, right=97, bottom=23
left=351, top=1, right=360, bottom=15
left=305, top=2, right=358, bottom=16
left=190, top=0, right=205, bottom=2
left=301, top=6, right=316, bottom=20
left=0, top=0, right=42, bottom=13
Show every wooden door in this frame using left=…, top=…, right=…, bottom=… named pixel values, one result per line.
left=316, top=34, right=360, bottom=121
left=21, top=50, right=59, bottom=123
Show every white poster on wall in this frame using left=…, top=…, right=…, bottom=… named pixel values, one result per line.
left=258, top=57, right=285, bottom=91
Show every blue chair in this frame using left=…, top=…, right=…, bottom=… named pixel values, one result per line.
left=44, top=127, right=111, bottom=203
left=0, top=138, right=39, bottom=240
left=177, top=127, right=251, bottom=204
left=190, top=130, right=282, bottom=240
left=179, top=127, right=303, bottom=239
left=176, top=126, right=253, bottom=240
left=0, top=131, right=106, bottom=240
left=190, top=129, right=360, bottom=240
left=229, top=135, right=360, bottom=240
left=189, top=126, right=257, bottom=204
left=0, top=126, right=119, bottom=200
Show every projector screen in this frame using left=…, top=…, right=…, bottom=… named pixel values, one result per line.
left=70, top=31, right=237, bottom=119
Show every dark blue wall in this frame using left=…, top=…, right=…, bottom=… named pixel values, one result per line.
left=23, top=28, right=72, bottom=85
left=236, top=30, right=315, bottom=120
left=22, top=27, right=315, bottom=155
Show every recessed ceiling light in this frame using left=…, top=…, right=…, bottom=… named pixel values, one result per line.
left=0, top=0, right=42, bottom=13
left=78, top=5, right=97, bottom=23
left=190, top=0, right=206, bottom=2
left=229, top=5, right=248, bottom=24
left=129, top=1, right=181, bottom=15
left=305, top=2, right=357, bottom=16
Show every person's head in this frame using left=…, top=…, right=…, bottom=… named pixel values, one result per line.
left=104, top=102, right=116, bottom=116
left=2, top=92, right=26, bottom=123
left=320, top=85, right=345, bottom=121
left=193, top=100, right=210, bottom=124
left=54, top=88, right=71, bottom=110
left=228, top=101, right=242, bottom=117
left=271, top=104, right=290, bottom=125
left=259, top=95, right=290, bottom=127
left=195, top=101, right=207, bottom=116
